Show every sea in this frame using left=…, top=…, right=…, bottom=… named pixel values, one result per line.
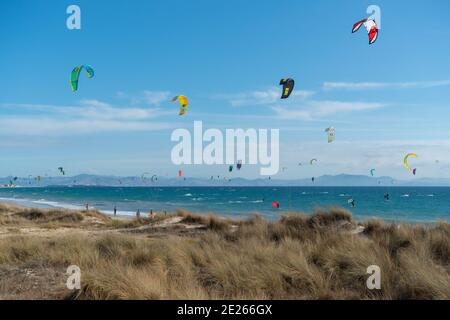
left=0, top=186, right=449, bottom=223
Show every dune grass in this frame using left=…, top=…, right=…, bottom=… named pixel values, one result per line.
left=0, top=204, right=448, bottom=300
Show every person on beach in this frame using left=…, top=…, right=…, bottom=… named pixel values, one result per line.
left=113, top=206, right=117, bottom=216
left=85, top=203, right=89, bottom=211
left=136, top=209, right=140, bottom=218
left=149, top=209, right=155, bottom=219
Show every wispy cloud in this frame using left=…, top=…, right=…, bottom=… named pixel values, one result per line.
left=0, top=117, right=174, bottom=135
left=117, top=90, right=171, bottom=106
left=0, top=100, right=174, bottom=135
left=323, top=80, right=450, bottom=91
left=273, top=100, right=387, bottom=120
left=212, top=86, right=388, bottom=120
left=2, top=100, right=170, bottom=120
left=214, top=87, right=315, bottom=107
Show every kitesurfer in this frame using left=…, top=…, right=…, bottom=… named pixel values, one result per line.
left=349, top=198, right=356, bottom=208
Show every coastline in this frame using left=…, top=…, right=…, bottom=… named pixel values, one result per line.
left=0, top=192, right=447, bottom=225
left=0, top=197, right=138, bottom=218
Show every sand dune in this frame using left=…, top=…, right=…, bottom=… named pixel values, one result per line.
left=0, top=202, right=449, bottom=300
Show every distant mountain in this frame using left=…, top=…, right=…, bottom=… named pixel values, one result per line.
left=2, top=174, right=450, bottom=187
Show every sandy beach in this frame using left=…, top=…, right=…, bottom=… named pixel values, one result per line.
left=0, top=201, right=448, bottom=300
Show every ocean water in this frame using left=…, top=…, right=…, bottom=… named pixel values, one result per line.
left=0, top=186, right=449, bottom=223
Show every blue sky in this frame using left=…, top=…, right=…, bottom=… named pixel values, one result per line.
left=1, top=0, right=450, bottom=179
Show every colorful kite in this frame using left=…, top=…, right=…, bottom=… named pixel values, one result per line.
left=403, top=153, right=418, bottom=174
left=352, top=18, right=378, bottom=44
left=70, top=65, right=94, bottom=92
left=279, top=78, right=295, bottom=99
left=172, top=95, right=189, bottom=116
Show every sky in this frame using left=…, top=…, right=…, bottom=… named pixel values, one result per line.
left=0, top=0, right=450, bottom=179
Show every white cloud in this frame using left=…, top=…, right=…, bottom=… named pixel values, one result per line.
left=3, top=100, right=169, bottom=121
left=77, top=99, right=166, bottom=120
left=140, top=91, right=171, bottom=106
left=212, top=86, right=387, bottom=120
left=215, top=87, right=315, bottom=107
left=0, top=100, right=174, bottom=135
left=118, top=90, right=171, bottom=106
left=323, top=80, right=450, bottom=91
left=0, top=117, right=174, bottom=135
left=273, top=100, right=386, bottom=120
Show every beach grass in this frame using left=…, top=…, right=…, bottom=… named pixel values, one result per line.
left=0, top=203, right=448, bottom=300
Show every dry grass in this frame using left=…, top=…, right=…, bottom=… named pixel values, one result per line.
left=176, top=209, right=234, bottom=231
left=0, top=204, right=448, bottom=300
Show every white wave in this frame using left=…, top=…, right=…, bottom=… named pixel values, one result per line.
left=100, top=209, right=137, bottom=216
left=0, top=196, right=21, bottom=202
left=165, top=201, right=183, bottom=205
left=0, top=196, right=85, bottom=211
left=33, top=199, right=85, bottom=210
left=0, top=196, right=17, bottom=200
